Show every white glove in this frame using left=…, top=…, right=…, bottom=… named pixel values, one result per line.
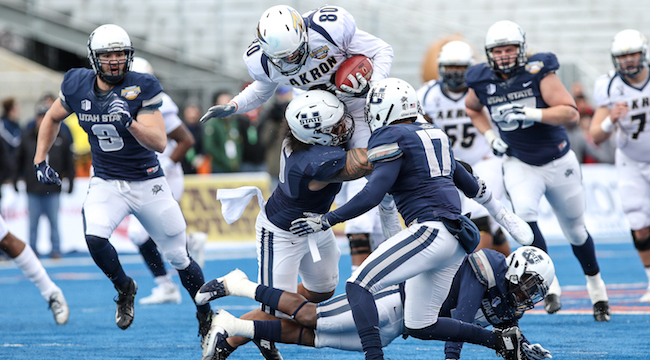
left=289, top=212, right=331, bottom=236
left=200, top=102, right=237, bottom=123
left=493, top=103, right=543, bottom=123
left=522, top=343, right=552, bottom=359
left=336, top=73, right=370, bottom=98
left=484, top=129, right=509, bottom=157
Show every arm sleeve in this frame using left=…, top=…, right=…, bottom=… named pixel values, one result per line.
left=231, top=81, right=279, bottom=114
left=444, top=264, right=488, bottom=359
left=453, top=159, right=480, bottom=198
left=326, top=158, right=400, bottom=225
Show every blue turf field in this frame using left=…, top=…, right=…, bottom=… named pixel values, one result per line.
left=2, top=241, right=650, bottom=359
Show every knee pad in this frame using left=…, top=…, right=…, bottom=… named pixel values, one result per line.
left=348, top=233, right=371, bottom=255
left=163, top=247, right=191, bottom=270
left=472, top=216, right=491, bottom=234
left=561, top=222, right=589, bottom=246
left=632, top=231, right=650, bottom=251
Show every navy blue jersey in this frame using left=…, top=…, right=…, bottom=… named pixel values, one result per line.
left=440, top=249, right=520, bottom=359
left=264, top=142, right=347, bottom=231
left=60, top=68, right=164, bottom=180
left=466, top=53, right=570, bottom=166
left=328, top=122, right=462, bottom=227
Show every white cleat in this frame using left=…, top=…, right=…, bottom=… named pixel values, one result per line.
left=640, top=289, right=650, bottom=303
left=495, top=208, right=533, bottom=246
left=202, top=310, right=238, bottom=360
left=139, top=282, right=182, bottom=305
left=195, top=269, right=250, bottom=305
left=188, top=232, right=208, bottom=268
left=48, top=288, right=69, bottom=325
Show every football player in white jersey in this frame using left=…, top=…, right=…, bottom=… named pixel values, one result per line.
left=200, top=4, right=398, bottom=272
left=590, top=29, right=650, bottom=302
left=0, top=214, right=69, bottom=325
left=127, top=57, right=206, bottom=305
left=416, top=40, right=510, bottom=255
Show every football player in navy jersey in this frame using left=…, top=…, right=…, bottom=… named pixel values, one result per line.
left=464, top=20, right=611, bottom=321
left=197, top=247, right=553, bottom=360
left=289, top=78, right=535, bottom=360
left=32, top=24, right=213, bottom=340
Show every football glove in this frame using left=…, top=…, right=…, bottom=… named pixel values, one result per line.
left=108, top=97, right=133, bottom=128
left=337, top=73, right=370, bottom=98
left=289, top=212, right=331, bottom=236
left=522, top=343, right=552, bottom=359
left=200, top=102, right=237, bottom=123
left=493, top=103, right=543, bottom=123
left=484, top=129, right=509, bottom=157
left=34, top=161, right=61, bottom=185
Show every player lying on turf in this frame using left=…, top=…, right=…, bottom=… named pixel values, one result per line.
left=196, top=246, right=553, bottom=360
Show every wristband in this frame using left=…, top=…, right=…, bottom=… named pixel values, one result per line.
left=600, top=116, right=614, bottom=133
left=524, top=107, right=543, bottom=122
left=484, top=129, right=498, bottom=144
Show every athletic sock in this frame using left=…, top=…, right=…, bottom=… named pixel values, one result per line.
left=253, top=320, right=282, bottom=342
left=177, top=259, right=210, bottom=312
left=571, top=234, right=600, bottom=276
left=255, top=284, right=284, bottom=309
left=529, top=222, right=548, bottom=253
left=346, top=282, right=383, bottom=360
left=138, top=238, right=167, bottom=277
left=86, top=235, right=130, bottom=289
left=13, top=244, right=57, bottom=299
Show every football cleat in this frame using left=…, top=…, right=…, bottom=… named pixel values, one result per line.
left=593, top=301, right=611, bottom=322
left=495, top=326, right=526, bottom=360
left=139, top=282, right=182, bottom=305
left=48, top=288, right=69, bottom=325
left=195, top=269, right=249, bottom=305
left=544, top=294, right=561, bottom=314
left=253, top=339, right=284, bottom=360
left=114, top=278, right=137, bottom=330
left=640, top=289, right=650, bottom=302
left=198, top=309, right=214, bottom=348
left=202, top=310, right=237, bottom=360
left=494, top=208, right=533, bottom=246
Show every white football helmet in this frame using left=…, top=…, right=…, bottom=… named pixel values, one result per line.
left=365, top=78, right=419, bottom=132
left=87, top=24, right=134, bottom=84
left=131, top=57, right=154, bottom=75
left=485, top=20, right=527, bottom=74
left=611, top=29, right=649, bottom=76
left=438, top=41, right=475, bottom=91
left=285, top=90, right=354, bottom=146
left=256, top=5, right=309, bottom=76
left=505, top=246, right=555, bottom=313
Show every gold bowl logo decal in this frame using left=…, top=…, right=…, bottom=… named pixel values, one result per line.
left=121, top=86, right=141, bottom=100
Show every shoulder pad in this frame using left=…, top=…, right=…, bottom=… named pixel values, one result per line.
left=468, top=250, right=497, bottom=288
left=61, top=68, right=94, bottom=97
left=465, top=63, right=492, bottom=87
left=525, top=52, right=559, bottom=77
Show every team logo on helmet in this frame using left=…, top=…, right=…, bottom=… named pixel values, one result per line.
left=300, top=112, right=322, bottom=129
left=290, top=10, right=303, bottom=34
left=121, top=86, right=141, bottom=100
left=525, top=61, right=544, bottom=74
left=522, top=248, right=544, bottom=264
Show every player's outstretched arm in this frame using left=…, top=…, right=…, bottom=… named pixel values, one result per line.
left=329, top=148, right=373, bottom=182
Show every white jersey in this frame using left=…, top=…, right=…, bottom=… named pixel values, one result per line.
left=593, top=70, right=650, bottom=162
left=232, top=6, right=393, bottom=114
left=416, top=80, right=492, bottom=165
left=158, top=92, right=184, bottom=181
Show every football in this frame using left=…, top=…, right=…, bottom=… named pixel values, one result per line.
left=335, top=55, right=373, bottom=91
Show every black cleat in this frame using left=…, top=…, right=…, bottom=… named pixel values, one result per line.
left=253, top=339, right=284, bottom=360
left=209, top=338, right=235, bottom=360
left=495, top=326, right=525, bottom=360
left=114, top=278, right=137, bottom=330
left=544, top=294, right=561, bottom=314
left=198, top=309, right=214, bottom=347
left=593, top=301, right=611, bottom=322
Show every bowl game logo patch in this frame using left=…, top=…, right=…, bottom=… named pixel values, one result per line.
left=525, top=61, right=544, bottom=74
left=121, top=86, right=141, bottom=100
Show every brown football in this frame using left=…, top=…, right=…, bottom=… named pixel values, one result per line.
left=335, top=55, right=373, bottom=90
